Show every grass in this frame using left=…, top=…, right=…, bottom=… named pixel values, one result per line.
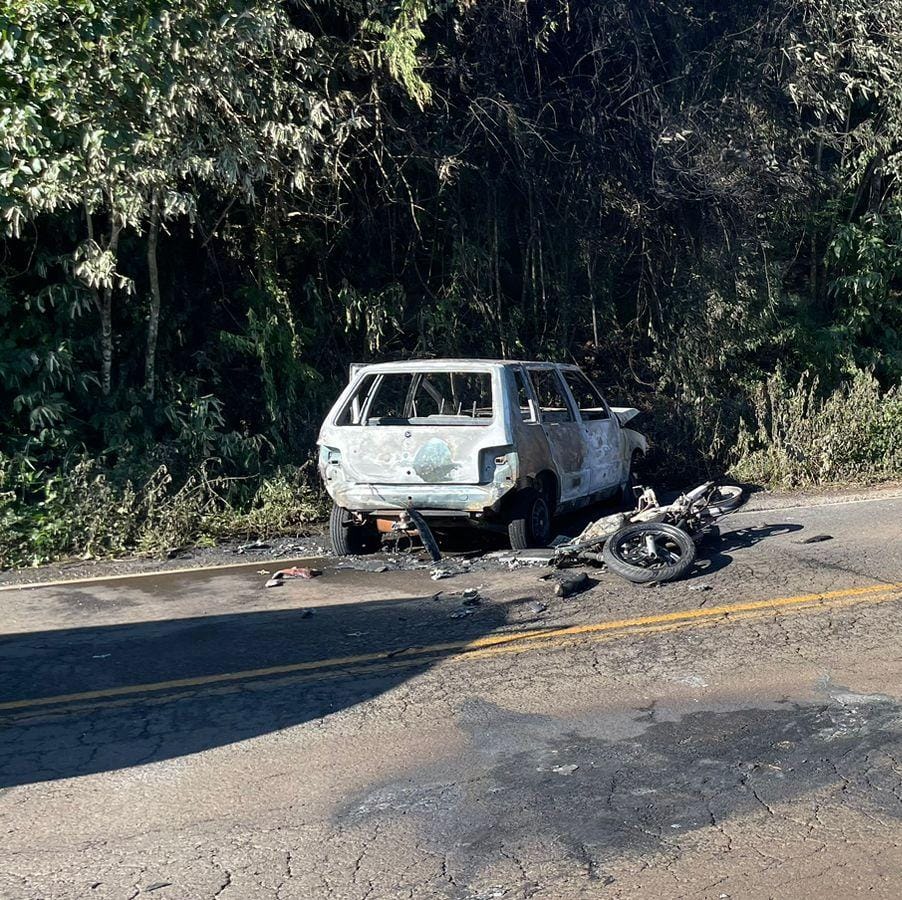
left=0, top=457, right=328, bottom=569
left=731, top=369, right=902, bottom=489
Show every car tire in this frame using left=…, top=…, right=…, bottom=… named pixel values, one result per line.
left=507, top=488, right=552, bottom=550
left=329, top=503, right=378, bottom=556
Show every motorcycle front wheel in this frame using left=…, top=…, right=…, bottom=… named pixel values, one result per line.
left=602, top=522, right=697, bottom=584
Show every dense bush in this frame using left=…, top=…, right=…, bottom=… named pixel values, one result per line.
left=733, top=371, right=902, bottom=488
left=0, top=456, right=325, bottom=569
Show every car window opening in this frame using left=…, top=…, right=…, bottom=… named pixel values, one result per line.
left=562, top=370, right=610, bottom=421
left=528, top=369, right=575, bottom=424
left=337, top=371, right=494, bottom=426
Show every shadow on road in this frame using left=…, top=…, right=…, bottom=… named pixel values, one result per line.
left=0, top=504, right=806, bottom=788
left=0, top=592, right=541, bottom=788
left=688, top=522, right=804, bottom=578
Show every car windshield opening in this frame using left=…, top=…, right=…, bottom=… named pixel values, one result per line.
left=339, top=371, right=494, bottom=426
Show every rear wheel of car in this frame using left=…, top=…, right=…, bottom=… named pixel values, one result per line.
left=507, top=488, right=552, bottom=550
left=330, top=503, right=378, bottom=556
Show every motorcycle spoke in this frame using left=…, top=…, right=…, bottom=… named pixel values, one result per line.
left=655, top=540, right=681, bottom=564
left=615, top=533, right=685, bottom=569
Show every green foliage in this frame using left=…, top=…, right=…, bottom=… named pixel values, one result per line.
left=0, top=0, right=337, bottom=229
left=732, top=370, right=902, bottom=488
left=211, top=464, right=328, bottom=540
left=341, top=282, right=408, bottom=354
left=1, top=453, right=141, bottom=566
left=826, top=203, right=902, bottom=378
left=0, top=454, right=325, bottom=568
left=364, top=0, right=437, bottom=108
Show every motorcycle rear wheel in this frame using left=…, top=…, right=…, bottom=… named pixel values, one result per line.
left=701, top=484, right=744, bottom=516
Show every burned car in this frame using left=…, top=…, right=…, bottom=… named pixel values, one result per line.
left=317, top=360, right=648, bottom=553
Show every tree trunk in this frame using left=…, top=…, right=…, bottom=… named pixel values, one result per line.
left=809, top=138, right=824, bottom=305
left=144, top=192, right=162, bottom=401
left=101, top=218, right=122, bottom=397
left=86, top=203, right=103, bottom=324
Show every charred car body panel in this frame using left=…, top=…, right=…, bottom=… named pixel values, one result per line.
left=318, top=360, right=647, bottom=526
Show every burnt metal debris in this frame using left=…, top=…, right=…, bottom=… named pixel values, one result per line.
left=553, top=482, right=745, bottom=585
left=397, top=509, right=442, bottom=562
left=264, top=566, right=322, bottom=588
left=554, top=571, right=592, bottom=598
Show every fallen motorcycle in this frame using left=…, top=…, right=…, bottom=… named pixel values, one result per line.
left=555, top=481, right=744, bottom=584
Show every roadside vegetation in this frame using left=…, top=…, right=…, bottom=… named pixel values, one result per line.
left=2, top=0, right=901, bottom=567
left=734, top=371, right=902, bottom=489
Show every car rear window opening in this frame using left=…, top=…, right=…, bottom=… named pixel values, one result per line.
left=337, top=371, right=494, bottom=426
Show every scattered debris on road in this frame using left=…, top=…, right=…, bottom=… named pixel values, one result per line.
left=797, top=534, right=834, bottom=544
left=237, top=540, right=272, bottom=554
left=236, top=482, right=752, bottom=594
left=438, top=587, right=487, bottom=616
left=494, top=548, right=557, bottom=568
left=165, top=546, right=193, bottom=559
left=555, top=572, right=591, bottom=598
left=229, top=537, right=330, bottom=558
left=264, top=566, right=322, bottom=588
left=551, top=763, right=579, bottom=775
left=428, top=557, right=476, bottom=580
left=338, top=556, right=424, bottom=573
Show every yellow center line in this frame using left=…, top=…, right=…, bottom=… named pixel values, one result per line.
left=1, top=581, right=899, bottom=715
left=457, top=587, right=902, bottom=662
left=5, top=588, right=899, bottom=724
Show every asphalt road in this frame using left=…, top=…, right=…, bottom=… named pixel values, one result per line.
left=2, top=489, right=902, bottom=899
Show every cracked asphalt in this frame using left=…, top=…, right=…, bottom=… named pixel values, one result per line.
left=2, top=489, right=902, bottom=899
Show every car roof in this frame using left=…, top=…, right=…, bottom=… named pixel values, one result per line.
left=351, top=359, right=577, bottom=372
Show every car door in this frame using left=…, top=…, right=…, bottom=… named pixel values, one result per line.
left=526, top=366, right=588, bottom=502
left=560, top=367, right=622, bottom=494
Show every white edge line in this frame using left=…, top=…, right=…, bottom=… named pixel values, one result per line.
left=0, top=556, right=322, bottom=593
left=733, top=491, right=902, bottom=516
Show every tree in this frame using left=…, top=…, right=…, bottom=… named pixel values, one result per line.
left=1, top=0, right=348, bottom=402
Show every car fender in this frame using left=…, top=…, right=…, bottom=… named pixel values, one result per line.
left=616, top=427, right=648, bottom=482
left=622, top=427, right=648, bottom=459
